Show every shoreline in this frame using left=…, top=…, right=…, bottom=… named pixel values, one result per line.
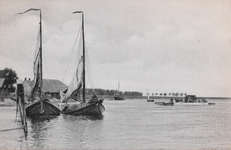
left=102, top=95, right=231, bottom=100
left=0, top=96, right=230, bottom=107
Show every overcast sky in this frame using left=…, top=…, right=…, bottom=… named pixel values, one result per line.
left=0, top=0, right=231, bottom=97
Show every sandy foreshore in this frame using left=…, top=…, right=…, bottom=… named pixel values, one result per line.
left=0, top=98, right=17, bottom=107
left=0, top=99, right=26, bottom=150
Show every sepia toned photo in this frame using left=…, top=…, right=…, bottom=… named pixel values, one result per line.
left=0, top=0, right=230, bottom=149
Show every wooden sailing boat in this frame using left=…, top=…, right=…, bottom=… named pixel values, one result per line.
left=61, top=11, right=105, bottom=116
left=114, top=81, right=125, bottom=100
left=18, top=9, right=60, bottom=117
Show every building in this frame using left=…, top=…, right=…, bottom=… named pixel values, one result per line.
left=23, top=78, right=68, bottom=99
left=22, top=78, right=33, bottom=96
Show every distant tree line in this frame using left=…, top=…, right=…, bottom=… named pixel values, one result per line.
left=86, top=88, right=142, bottom=97
left=151, top=92, right=187, bottom=97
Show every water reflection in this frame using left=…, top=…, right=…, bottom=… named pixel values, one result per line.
left=27, top=116, right=58, bottom=149
left=26, top=114, right=104, bottom=149
left=29, top=115, right=59, bottom=123
left=62, top=114, right=104, bottom=121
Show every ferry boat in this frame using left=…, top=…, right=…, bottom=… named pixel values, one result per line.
left=174, top=95, right=215, bottom=106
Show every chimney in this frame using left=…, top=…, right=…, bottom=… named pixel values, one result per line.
left=29, top=78, right=30, bottom=81
left=25, top=78, right=27, bottom=81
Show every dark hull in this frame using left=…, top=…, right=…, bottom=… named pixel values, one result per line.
left=61, top=102, right=105, bottom=116
left=208, top=103, right=215, bottom=105
left=26, top=100, right=60, bottom=117
left=147, top=99, right=154, bottom=102
left=114, top=96, right=125, bottom=100
left=155, top=102, right=174, bottom=106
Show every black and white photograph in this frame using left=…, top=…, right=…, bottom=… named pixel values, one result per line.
left=0, top=0, right=231, bottom=149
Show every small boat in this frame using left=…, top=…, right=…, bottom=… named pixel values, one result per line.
left=146, top=89, right=154, bottom=102
left=155, top=102, right=174, bottom=106
left=114, top=96, right=125, bottom=100
left=174, top=102, right=210, bottom=106
left=114, top=81, right=125, bottom=100
left=174, top=95, right=215, bottom=106
left=18, top=9, right=60, bottom=117
left=61, top=11, right=105, bottom=116
left=147, top=99, right=154, bottom=102
left=208, top=103, right=215, bottom=105
left=155, top=102, right=165, bottom=105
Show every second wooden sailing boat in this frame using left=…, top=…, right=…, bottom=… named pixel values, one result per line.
left=18, top=9, right=60, bottom=117
left=114, top=81, right=125, bottom=100
left=61, top=11, right=105, bottom=116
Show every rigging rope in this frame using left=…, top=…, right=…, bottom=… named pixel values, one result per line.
left=62, top=26, right=82, bottom=82
left=34, top=27, right=40, bottom=63
left=85, top=45, right=96, bottom=93
left=43, top=48, right=55, bottom=94
left=31, top=27, right=40, bottom=98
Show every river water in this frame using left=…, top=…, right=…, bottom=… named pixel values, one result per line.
left=0, top=98, right=231, bottom=150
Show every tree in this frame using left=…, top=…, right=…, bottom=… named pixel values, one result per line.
left=1, top=68, right=18, bottom=85
left=0, top=68, right=18, bottom=94
left=175, top=92, right=179, bottom=97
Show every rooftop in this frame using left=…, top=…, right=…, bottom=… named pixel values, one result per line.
left=23, top=78, right=68, bottom=93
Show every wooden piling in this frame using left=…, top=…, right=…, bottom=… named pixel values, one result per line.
left=16, top=83, right=27, bottom=138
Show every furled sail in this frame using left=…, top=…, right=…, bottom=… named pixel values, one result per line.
left=62, top=29, right=83, bottom=103
left=30, top=30, right=42, bottom=100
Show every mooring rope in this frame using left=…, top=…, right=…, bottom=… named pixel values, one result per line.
left=0, top=127, right=24, bottom=132
left=0, top=125, right=31, bottom=132
left=62, top=27, right=81, bottom=82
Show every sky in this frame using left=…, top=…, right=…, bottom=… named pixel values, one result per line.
left=0, top=0, right=231, bottom=97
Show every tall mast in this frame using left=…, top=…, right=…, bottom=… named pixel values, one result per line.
left=118, top=81, right=120, bottom=92
left=73, top=11, right=86, bottom=103
left=39, top=10, right=43, bottom=97
left=82, top=12, right=86, bottom=103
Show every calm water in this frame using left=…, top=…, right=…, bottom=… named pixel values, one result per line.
left=0, top=99, right=231, bottom=150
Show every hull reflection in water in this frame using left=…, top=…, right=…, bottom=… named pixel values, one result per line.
left=28, top=115, right=59, bottom=122
left=26, top=113, right=104, bottom=150
left=62, top=113, right=104, bottom=121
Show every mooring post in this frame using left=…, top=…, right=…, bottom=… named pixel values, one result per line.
left=16, top=83, right=28, bottom=137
